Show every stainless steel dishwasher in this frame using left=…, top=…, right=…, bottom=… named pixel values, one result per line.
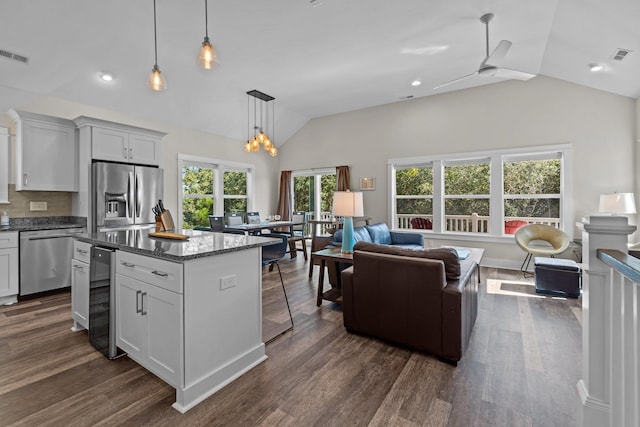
left=19, top=227, right=86, bottom=296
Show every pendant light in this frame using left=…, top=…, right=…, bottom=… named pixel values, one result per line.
left=244, top=90, right=277, bottom=156
left=146, top=0, right=166, bottom=91
left=197, top=0, right=216, bottom=69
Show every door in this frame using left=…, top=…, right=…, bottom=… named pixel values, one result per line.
left=71, top=259, right=89, bottom=328
left=134, top=166, right=163, bottom=225
left=145, top=285, right=182, bottom=387
left=128, top=134, right=159, bottom=165
left=93, top=162, right=135, bottom=229
left=115, top=274, right=145, bottom=359
left=0, top=247, right=18, bottom=298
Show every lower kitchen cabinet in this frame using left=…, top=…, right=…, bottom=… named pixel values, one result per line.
left=71, top=240, right=92, bottom=331
left=0, top=232, right=19, bottom=305
left=116, top=262, right=183, bottom=388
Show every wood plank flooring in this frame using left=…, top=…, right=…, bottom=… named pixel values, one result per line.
left=0, top=254, right=582, bottom=426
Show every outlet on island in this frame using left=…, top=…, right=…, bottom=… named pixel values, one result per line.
left=30, top=201, right=48, bottom=211
left=220, top=274, right=236, bottom=290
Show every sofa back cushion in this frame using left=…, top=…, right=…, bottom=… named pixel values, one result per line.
left=365, top=223, right=392, bottom=245
left=334, top=226, right=372, bottom=243
left=353, top=241, right=461, bottom=280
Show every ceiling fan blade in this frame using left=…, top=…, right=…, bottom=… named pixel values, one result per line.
left=494, top=68, right=536, bottom=81
left=433, top=71, right=478, bottom=90
left=485, top=40, right=512, bottom=66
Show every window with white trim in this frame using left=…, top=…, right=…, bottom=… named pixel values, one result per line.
left=178, top=155, right=254, bottom=229
left=389, top=145, right=570, bottom=237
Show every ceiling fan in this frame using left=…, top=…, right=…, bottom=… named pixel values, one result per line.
left=434, top=13, right=536, bottom=90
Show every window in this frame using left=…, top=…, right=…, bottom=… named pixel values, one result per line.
left=503, top=156, right=561, bottom=224
left=394, top=166, right=433, bottom=229
left=181, top=164, right=214, bottom=229
left=292, top=169, right=336, bottom=222
left=444, top=161, right=490, bottom=233
left=178, top=155, right=254, bottom=229
left=223, top=170, right=248, bottom=214
left=388, top=144, right=571, bottom=238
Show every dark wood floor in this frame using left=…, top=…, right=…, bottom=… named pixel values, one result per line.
left=0, top=253, right=582, bottom=426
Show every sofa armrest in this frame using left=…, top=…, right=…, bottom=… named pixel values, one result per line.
left=440, top=260, right=479, bottom=363
left=390, top=231, right=424, bottom=247
left=341, top=266, right=354, bottom=328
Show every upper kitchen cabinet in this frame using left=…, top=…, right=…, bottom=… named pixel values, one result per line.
left=8, top=110, right=78, bottom=192
left=74, top=117, right=165, bottom=166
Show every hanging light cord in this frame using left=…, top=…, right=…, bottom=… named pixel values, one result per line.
left=153, top=0, right=159, bottom=67
left=204, top=0, right=209, bottom=39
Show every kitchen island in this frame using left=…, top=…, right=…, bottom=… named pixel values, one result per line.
left=75, top=228, right=277, bottom=413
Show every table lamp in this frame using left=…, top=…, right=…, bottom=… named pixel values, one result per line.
left=598, top=193, right=637, bottom=215
left=332, top=190, right=364, bottom=254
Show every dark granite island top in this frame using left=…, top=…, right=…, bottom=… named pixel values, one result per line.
left=75, top=228, right=278, bottom=261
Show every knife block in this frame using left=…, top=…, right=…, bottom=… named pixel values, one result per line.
left=155, top=210, right=175, bottom=232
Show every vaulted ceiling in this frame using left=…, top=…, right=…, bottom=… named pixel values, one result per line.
left=1, top=0, right=639, bottom=145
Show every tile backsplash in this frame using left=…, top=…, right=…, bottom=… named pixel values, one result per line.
left=0, top=184, right=72, bottom=218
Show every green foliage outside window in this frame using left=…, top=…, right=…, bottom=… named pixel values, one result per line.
left=320, top=174, right=336, bottom=212
left=395, top=167, right=433, bottom=215
left=294, top=176, right=313, bottom=212
left=223, top=171, right=248, bottom=214
left=444, top=163, right=490, bottom=215
left=504, top=159, right=560, bottom=218
left=182, top=166, right=214, bottom=229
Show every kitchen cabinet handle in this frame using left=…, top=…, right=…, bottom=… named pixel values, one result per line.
left=121, top=261, right=135, bottom=268
left=73, top=264, right=84, bottom=270
left=76, top=249, right=88, bottom=254
left=151, top=270, right=168, bottom=278
left=141, top=292, right=147, bottom=316
left=129, top=148, right=133, bottom=159
left=123, top=145, right=128, bottom=159
left=23, top=174, right=28, bottom=186
left=136, top=290, right=142, bottom=313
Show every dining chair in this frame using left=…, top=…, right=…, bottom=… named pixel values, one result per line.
left=288, top=211, right=308, bottom=260
left=246, top=211, right=261, bottom=224
left=208, top=215, right=225, bottom=232
left=225, top=212, right=244, bottom=226
left=261, top=233, right=294, bottom=343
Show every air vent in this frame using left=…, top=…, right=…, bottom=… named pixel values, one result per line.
left=0, top=48, right=29, bottom=64
left=308, top=0, right=323, bottom=6
left=611, top=48, right=631, bottom=61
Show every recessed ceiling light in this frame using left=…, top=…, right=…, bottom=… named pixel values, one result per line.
left=588, top=63, right=606, bottom=72
left=411, top=80, right=422, bottom=86
left=98, top=72, right=114, bottom=81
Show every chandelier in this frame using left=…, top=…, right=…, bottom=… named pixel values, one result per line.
left=245, top=90, right=277, bottom=157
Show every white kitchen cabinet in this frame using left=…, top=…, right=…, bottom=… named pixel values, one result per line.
left=8, top=109, right=78, bottom=191
left=75, top=116, right=164, bottom=166
left=0, top=232, right=19, bottom=305
left=71, top=240, right=92, bottom=331
left=116, top=251, right=183, bottom=387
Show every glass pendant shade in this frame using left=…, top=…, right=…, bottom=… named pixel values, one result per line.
left=147, top=65, right=166, bottom=91
left=269, top=146, right=278, bottom=157
left=244, top=141, right=251, bottom=152
left=198, top=38, right=215, bottom=69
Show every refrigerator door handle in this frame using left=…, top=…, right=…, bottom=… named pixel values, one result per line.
left=136, top=173, right=141, bottom=218
left=128, top=171, right=134, bottom=219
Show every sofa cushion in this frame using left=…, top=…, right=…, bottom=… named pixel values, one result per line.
left=334, top=226, right=373, bottom=243
left=365, top=223, right=392, bottom=245
left=353, top=241, right=461, bottom=280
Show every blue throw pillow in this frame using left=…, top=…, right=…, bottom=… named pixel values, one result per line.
left=365, top=223, right=392, bottom=245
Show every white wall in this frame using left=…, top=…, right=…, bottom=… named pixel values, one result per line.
left=277, top=76, right=637, bottom=268
left=0, top=97, right=281, bottom=221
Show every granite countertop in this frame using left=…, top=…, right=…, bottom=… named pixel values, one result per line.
left=0, top=216, right=87, bottom=232
left=75, top=228, right=279, bottom=261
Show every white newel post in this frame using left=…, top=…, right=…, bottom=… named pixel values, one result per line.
left=576, top=215, right=636, bottom=427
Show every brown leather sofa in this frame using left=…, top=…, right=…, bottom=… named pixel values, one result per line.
left=341, top=242, right=479, bottom=365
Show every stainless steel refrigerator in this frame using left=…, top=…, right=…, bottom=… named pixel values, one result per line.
left=92, top=161, right=163, bottom=232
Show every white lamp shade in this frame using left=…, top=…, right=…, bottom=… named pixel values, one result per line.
left=599, top=193, right=637, bottom=214
left=332, top=191, right=364, bottom=217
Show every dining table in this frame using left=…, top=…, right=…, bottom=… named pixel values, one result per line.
left=225, top=220, right=303, bottom=236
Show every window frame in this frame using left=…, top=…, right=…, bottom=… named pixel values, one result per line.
left=387, top=144, right=573, bottom=241
left=178, top=154, right=255, bottom=229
